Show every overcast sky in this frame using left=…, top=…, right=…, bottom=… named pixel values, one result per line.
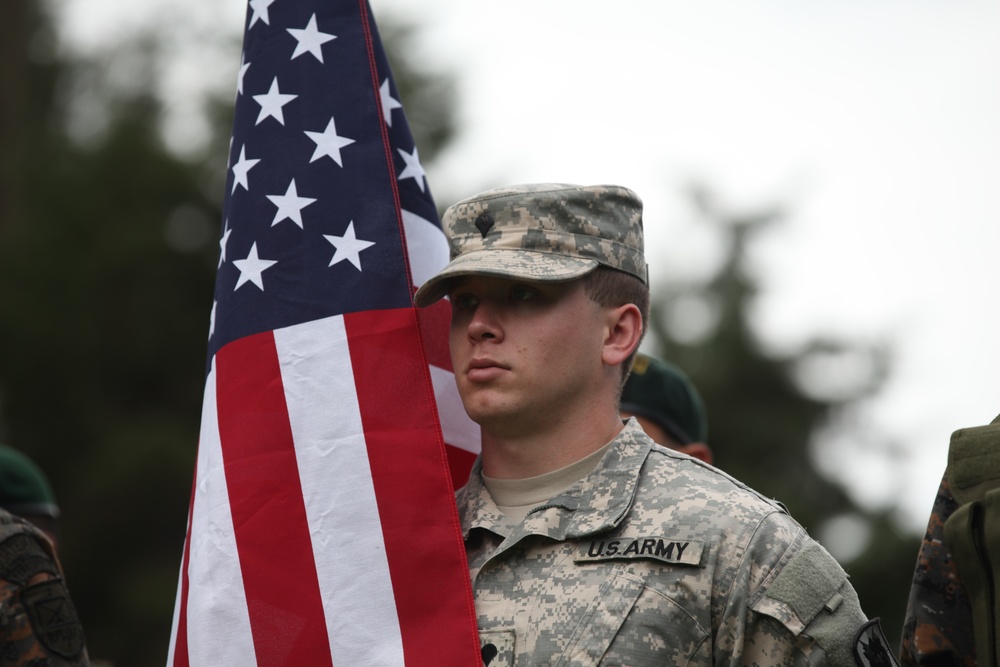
left=55, top=0, right=1000, bottom=531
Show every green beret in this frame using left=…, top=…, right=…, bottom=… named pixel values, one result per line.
left=0, top=445, right=60, bottom=520
left=621, top=354, right=707, bottom=445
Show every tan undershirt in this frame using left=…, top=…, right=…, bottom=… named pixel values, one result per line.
left=482, top=442, right=613, bottom=525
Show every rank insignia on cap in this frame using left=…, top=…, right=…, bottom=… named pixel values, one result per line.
left=474, top=212, right=494, bottom=237
left=853, top=618, right=898, bottom=667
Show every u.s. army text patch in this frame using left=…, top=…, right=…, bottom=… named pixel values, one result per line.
left=575, top=537, right=703, bottom=565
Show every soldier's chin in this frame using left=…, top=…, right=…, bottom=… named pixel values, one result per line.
left=462, top=401, right=528, bottom=438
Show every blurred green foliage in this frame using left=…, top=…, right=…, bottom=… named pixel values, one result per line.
left=0, top=1, right=919, bottom=664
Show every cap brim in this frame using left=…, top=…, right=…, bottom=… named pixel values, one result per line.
left=413, top=249, right=599, bottom=307
left=1, top=501, right=61, bottom=520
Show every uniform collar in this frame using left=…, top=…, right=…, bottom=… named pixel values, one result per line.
left=456, top=419, right=654, bottom=543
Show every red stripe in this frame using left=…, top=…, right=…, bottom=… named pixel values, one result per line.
left=216, top=333, right=333, bottom=667
left=445, top=445, right=476, bottom=490
left=346, top=308, right=480, bottom=667
left=171, top=458, right=198, bottom=667
left=417, top=298, right=452, bottom=371
left=416, top=294, right=477, bottom=488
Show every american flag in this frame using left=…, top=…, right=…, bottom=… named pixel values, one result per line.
left=167, top=0, right=481, bottom=664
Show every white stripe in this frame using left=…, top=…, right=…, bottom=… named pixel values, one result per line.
left=165, top=523, right=186, bottom=666
left=402, top=209, right=449, bottom=288
left=429, top=364, right=481, bottom=455
left=401, top=208, right=481, bottom=456
left=185, top=359, right=257, bottom=666
left=274, top=315, right=406, bottom=666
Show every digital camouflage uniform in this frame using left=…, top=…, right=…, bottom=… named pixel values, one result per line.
left=459, top=420, right=886, bottom=667
left=0, top=510, right=88, bottom=667
left=413, top=183, right=648, bottom=308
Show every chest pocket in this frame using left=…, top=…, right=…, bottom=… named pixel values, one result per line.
left=556, top=565, right=711, bottom=667
left=475, top=564, right=647, bottom=667
left=553, top=568, right=646, bottom=667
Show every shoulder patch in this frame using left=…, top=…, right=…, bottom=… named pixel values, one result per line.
left=0, top=534, right=58, bottom=585
left=21, top=579, right=87, bottom=659
left=575, top=537, right=703, bottom=566
left=853, top=618, right=898, bottom=667
left=762, top=540, right=847, bottom=630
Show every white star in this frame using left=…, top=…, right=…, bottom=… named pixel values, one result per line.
left=253, top=77, right=297, bottom=126
left=209, top=301, right=217, bottom=339
left=237, top=54, right=251, bottom=95
left=396, top=146, right=426, bottom=193
left=324, top=221, right=375, bottom=271
left=304, top=117, right=355, bottom=166
left=380, top=79, right=402, bottom=127
left=266, top=179, right=316, bottom=228
left=233, top=242, right=277, bottom=291
left=288, top=14, right=336, bottom=63
left=248, top=0, right=276, bottom=28
left=231, top=145, right=261, bottom=193
left=219, top=219, right=232, bottom=266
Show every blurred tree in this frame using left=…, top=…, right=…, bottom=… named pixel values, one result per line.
left=3, top=0, right=920, bottom=660
left=1, top=4, right=220, bottom=665
left=646, top=184, right=919, bottom=646
left=0, top=2, right=455, bottom=665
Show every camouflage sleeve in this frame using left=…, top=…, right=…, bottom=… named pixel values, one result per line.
left=721, top=511, right=877, bottom=666
left=0, top=532, right=89, bottom=666
left=899, top=473, right=974, bottom=667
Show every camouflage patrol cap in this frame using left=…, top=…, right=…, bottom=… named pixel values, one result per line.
left=413, top=183, right=647, bottom=307
left=620, top=354, right=707, bottom=445
left=0, top=445, right=60, bottom=520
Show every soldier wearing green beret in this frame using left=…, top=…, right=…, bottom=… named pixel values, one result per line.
left=0, top=445, right=89, bottom=665
left=414, top=183, right=893, bottom=666
left=620, top=353, right=713, bottom=464
left=0, top=445, right=61, bottom=545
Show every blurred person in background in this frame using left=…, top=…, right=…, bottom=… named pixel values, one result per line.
left=0, top=445, right=61, bottom=545
left=619, top=353, right=713, bottom=465
left=0, top=444, right=90, bottom=666
left=900, top=415, right=1000, bottom=667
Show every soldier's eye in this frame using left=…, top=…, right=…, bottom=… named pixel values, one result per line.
left=451, top=293, right=478, bottom=310
left=509, top=285, right=536, bottom=301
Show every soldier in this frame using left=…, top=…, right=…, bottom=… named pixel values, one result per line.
left=899, top=473, right=973, bottom=667
left=0, top=445, right=61, bottom=545
left=414, top=183, right=895, bottom=666
left=619, top=352, right=714, bottom=464
left=899, top=415, right=1000, bottom=667
left=0, top=445, right=89, bottom=665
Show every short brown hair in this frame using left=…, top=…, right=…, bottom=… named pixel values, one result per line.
left=582, top=267, right=649, bottom=390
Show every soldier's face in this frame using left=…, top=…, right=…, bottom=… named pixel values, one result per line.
left=447, top=275, right=608, bottom=437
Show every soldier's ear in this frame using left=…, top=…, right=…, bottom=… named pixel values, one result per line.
left=677, top=443, right=713, bottom=465
left=602, top=303, right=642, bottom=368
